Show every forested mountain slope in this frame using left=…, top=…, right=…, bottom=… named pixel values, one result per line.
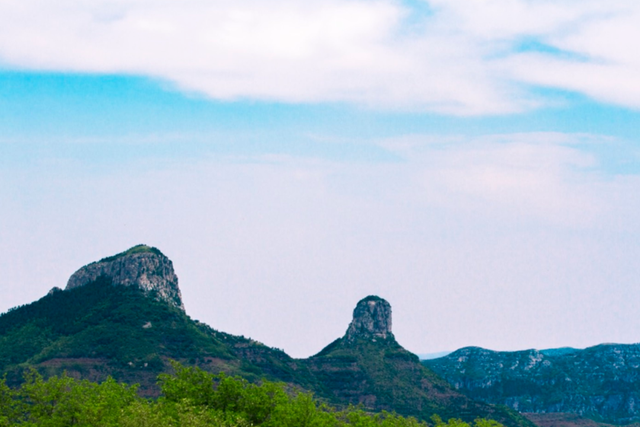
left=0, top=245, right=533, bottom=427
left=0, top=276, right=307, bottom=395
left=306, top=297, right=533, bottom=427
left=425, top=345, right=640, bottom=424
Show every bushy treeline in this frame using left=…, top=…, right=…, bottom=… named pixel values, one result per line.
left=0, top=362, right=504, bottom=427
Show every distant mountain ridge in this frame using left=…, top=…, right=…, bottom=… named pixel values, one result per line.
left=0, top=245, right=533, bottom=427
left=425, top=345, right=640, bottom=425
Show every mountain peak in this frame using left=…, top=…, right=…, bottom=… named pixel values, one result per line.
left=345, top=295, right=393, bottom=343
left=65, top=244, right=184, bottom=311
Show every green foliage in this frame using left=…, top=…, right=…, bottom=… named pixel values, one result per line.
left=0, top=279, right=309, bottom=394
left=0, top=278, right=237, bottom=378
left=1, top=377, right=18, bottom=425
left=1, top=370, right=137, bottom=426
left=159, top=362, right=296, bottom=426
left=0, top=281, right=527, bottom=427
left=0, top=364, right=506, bottom=427
left=430, top=415, right=504, bottom=427
left=155, top=362, right=507, bottom=427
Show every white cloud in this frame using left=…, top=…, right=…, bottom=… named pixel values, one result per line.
left=2, top=0, right=639, bottom=113
left=430, top=0, right=640, bottom=108
left=376, top=132, right=622, bottom=228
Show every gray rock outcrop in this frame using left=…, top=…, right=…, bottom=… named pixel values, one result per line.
left=65, top=244, right=184, bottom=311
left=345, top=295, right=393, bottom=342
left=425, top=344, right=640, bottom=424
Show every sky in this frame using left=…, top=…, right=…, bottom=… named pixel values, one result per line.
left=1, top=0, right=640, bottom=358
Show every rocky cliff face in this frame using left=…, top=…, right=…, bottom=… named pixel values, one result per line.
left=305, top=296, right=535, bottom=427
left=65, top=245, right=184, bottom=311
left=345, top=295, right=393, bottom=343
left=425, top=344, right=640, bottom=424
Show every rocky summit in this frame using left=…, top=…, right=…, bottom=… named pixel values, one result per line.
left=345, top=295, right=393, bottom=342
left=65, top=244, right=184, bottom=311
left=307, top=296, right=534, bottom=427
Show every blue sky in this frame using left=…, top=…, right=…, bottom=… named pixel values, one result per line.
left=1, top=0, right=640, bottom=357
left=2, top=72, right=638, bottom=167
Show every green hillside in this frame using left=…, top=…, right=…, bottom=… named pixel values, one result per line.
left=0, top=276, right=305, bottom=395
left=308, top=336, right=533, bottom=427
left=0, top=274, right=533, bottom=427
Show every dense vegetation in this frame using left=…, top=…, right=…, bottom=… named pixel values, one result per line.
left=0, top=363, right=505, bottom=427
left=0, top=276, right=224, bottom=367
left=0, top=279, right=531, bottom=427
left=0, top=278, right=300, bottom=394
left=309, top=338, right=534, bottom=427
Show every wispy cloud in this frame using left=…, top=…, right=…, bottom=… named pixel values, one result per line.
left=375, top=132, right=628, bottom=228
left=1, top=0, right=638, bottom=114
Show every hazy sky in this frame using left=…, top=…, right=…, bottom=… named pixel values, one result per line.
left=1, top=0, right=640, bottom=358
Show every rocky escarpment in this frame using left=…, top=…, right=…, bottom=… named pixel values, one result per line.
left=425, top=344, right=640, bottom=424
left=305, top=296, right=534, bottom=427
left=345, top=295, right=393, bottom=343
left=65, top=244, right=184, bottom=311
